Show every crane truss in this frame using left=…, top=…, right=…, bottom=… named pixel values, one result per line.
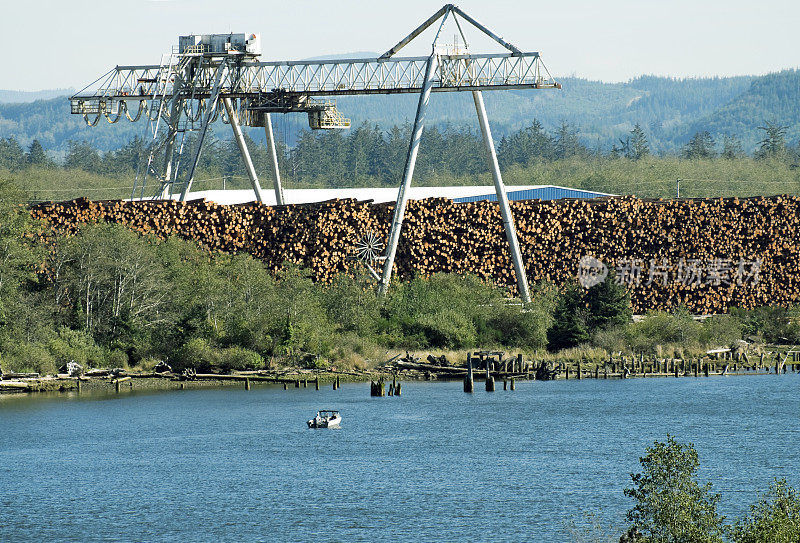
left=72, top=52, right=556, bottom=110
left=68, top=4, right=562, bottom=303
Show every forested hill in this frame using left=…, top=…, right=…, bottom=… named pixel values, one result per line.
left=1, top=69, right=798, bottom=155
left=682, top=69, right=800, bottom=150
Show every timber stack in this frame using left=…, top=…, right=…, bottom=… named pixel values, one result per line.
left=30, top=194, right=800, bottom=313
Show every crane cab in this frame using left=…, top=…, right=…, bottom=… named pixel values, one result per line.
left=178, top=33, right=261, bottom=57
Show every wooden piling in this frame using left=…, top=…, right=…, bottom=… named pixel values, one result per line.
left=395, top=382, right=401, bottom=396
left=485, top=374, right=495, bottom=392
left=303, top=379, right=307, bottom=388
left=503, top=380, right=507, bottom=390
left=244, top=378, right=251, bottom=390
left=577, top=360, right=582, bottom=380
left=510, top=378, right=515, bottom=391
left=76, top=378, right=81, bottom=393
left=284, top=382, right=288, bottom=390
left=371, top=379, right=385, bottom=397
left=295, top=380, right=300, bottom=388
left=315, top=377, right=320, bottom=390
left=464, top=354, right=474, bottom=393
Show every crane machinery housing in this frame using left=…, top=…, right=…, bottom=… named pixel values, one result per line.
left=69, top=4, right=561, bottom=301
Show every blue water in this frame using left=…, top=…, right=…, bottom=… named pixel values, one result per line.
left=1, top=375, right=798, bottom=542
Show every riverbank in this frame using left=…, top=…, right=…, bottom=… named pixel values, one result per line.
left=3, top=349, right=798, bottom=398
left=0, top=368, right=394, bottom=396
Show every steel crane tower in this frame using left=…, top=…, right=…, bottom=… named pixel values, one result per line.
left=69, top=4, right=560, bottom=302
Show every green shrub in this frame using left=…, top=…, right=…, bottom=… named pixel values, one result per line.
left=625, top=436, right=725, bottom=542
left=412, top=308, right=476, bottom=349
left=700, top=314, right=744, bottom=348
left=47, top=327, right=105, bottom=369
left=107, top=349, right=129, bottom=369
left=730, top=478, right=800, bottom=543
left=730, top=306, right=800, bottom=344
left=2, top=343, right=57, bottom=376
left=626, top=310, right=701, bottom=355
left=219, top=346, right=263, bottom=373
left=172, top=337, right=220, bottom=373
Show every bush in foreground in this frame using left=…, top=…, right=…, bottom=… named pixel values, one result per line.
left=624, top=436, right=725, bottom=542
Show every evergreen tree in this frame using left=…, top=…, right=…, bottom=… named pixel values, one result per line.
left=755, top=121, right=788, bottom=160
left=65, top=140, right=102, bottom=172
left=629, top=123, right=650, bottom=160
left=585, top=275, right=632, bottom=330
left=553, top=122, right=585, bottom=160
left=497, top=119, right=553, bottom=167
left=547, top=284, right=589, bottom=350
left=683, top=131, right=716, bottom=159
left=26, top=139, right=52, bottom=167
left=0, top=137, right=26, bottom=171
left=721, top=134, right=745, bottom=159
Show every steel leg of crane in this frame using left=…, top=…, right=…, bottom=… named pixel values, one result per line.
left=180, top=63, right=226, bottom=202
left=264, top=113, right=285, bottom=205
left=471, top=90, right=531, bottom=303
left=223, top=97, right=265, bottom=203
left=160, top=79, right=185, bottom=200
left=160, top=142, right=177, bottom=200
left=378, top=55, right=437, bottom=297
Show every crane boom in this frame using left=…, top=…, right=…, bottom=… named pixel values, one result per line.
left=71, top=53, right=557, bottom=118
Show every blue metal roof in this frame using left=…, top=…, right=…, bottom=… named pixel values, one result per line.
left=453, top=185, right=609, bottom=203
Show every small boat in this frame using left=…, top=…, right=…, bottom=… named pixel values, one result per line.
left=307, top=410, right=341, bottom=429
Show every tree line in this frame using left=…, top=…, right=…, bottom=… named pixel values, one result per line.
left=2, top=119, right=798, bottom=190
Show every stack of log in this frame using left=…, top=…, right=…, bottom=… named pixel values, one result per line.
left=30, top=194, right=800, bottom=313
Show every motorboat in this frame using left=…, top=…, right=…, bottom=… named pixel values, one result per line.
left=307, top=410, right=341, bottom=429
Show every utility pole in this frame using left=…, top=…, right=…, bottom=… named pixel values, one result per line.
left=676, top=178, right=681, bottom=199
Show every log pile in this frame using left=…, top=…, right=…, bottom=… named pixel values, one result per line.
left=30, top=194, right=800, bottom=313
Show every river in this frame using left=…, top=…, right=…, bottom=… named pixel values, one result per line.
left=1, top=375, right=798, bottom=542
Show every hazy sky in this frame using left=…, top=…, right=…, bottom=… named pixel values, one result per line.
left=1, top=0, right=798, bottom=90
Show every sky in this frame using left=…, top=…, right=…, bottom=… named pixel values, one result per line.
left=1, top=0, right=798, bottom=91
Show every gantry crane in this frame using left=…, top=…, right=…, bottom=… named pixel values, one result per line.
left=69, top=4, right=560, bottom=301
